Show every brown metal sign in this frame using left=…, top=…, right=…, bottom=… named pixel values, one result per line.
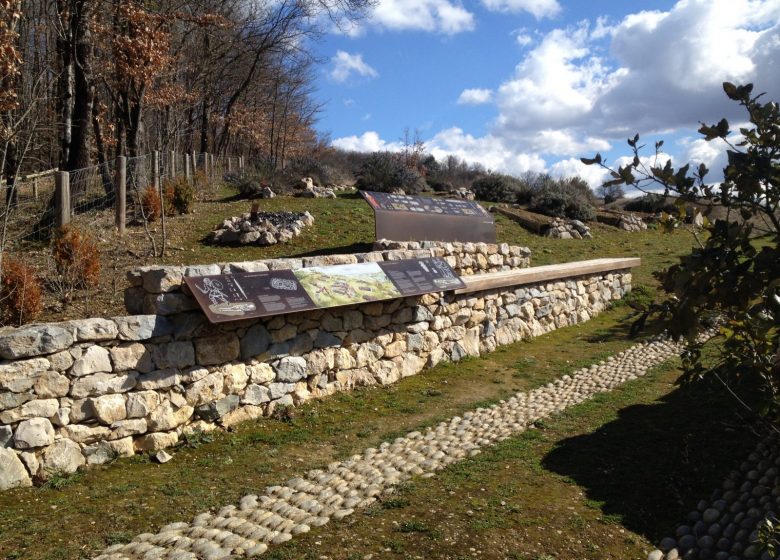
left=184, top=257, right=465, bottom=323
left=361, top=191, right=496, bottom=243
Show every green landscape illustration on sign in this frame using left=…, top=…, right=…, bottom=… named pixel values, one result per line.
left=293, top=263, right=401, bottom=307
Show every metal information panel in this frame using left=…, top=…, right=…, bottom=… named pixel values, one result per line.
left=184, top=257, right=465, bottom=323
left=361, top=191, right=496, bottom=243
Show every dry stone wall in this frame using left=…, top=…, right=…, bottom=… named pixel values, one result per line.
left=125, top=241, right=532, bottom=316
left=0, top=257, right=632, bottom=490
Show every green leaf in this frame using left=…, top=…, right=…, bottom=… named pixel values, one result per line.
left=580, top=154, right=602, bottom=165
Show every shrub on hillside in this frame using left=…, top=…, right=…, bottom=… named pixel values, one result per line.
left=163, top=176, right=195, bottom=215
left=355, top=152, right=427, bottom=194
left=427, top=179, right=453, bottom=192
left=0, top=258, right=42, bottom=326
left=529, top=177, right=596, bottom=221
left=141, top=186, right=162, bottom=221
left=471, top=173, right=530, bottom=203
left=52, top=226, right=101, bottom=290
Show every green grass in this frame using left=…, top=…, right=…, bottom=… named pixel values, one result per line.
left=0, top=188, right=739, bottom=559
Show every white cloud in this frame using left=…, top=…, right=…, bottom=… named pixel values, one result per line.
left=457, top=88, right=494, bottom=105
left=549, top=158, right=610, bottom=188
left=331, top=1, right=780, bottom=191
left=330, top=51, right=378, bottom=83
left=425, top=127, right=547, bottom=175
left=348, top=0, right=475, bottom=35
left=516, top=33, right=533, bottom=47
left=481, top=0, right=561, bottom=19
left=331, top=131, right=402, bottom=152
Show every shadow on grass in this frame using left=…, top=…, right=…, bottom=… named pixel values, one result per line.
left=542, top=379, right=760, bottom=542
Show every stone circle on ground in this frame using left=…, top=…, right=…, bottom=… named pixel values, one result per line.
left=209, top=211, right=314, bottom=246
left=94, top=334, right=689, bottom=560
left=545, top=218, right=593, bottom=239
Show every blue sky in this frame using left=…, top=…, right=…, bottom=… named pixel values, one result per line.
left=310, top=0, right=780, bottom=188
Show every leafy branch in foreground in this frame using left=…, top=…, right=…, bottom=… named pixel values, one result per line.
left=583, top=82, right=780, bottom=418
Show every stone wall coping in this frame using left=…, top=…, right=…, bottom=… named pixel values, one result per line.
left=456, top=257, right=640, bottom=294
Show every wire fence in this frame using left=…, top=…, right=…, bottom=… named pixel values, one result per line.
left=0, top=151, right=245, bottom=255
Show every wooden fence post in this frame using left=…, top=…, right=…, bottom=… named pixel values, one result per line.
left=55, top=171, right=70, bottom=229
left=115, top=155, right=126, bottom=235
left=192, top=151, right=197, bottom=172
left=153, top=150, right=160, bottom=190
left=227, top=156, right=232, bottom=173
left=185, top=154, right=192, bottom=182
left=203, top=152, right=209, bottom=177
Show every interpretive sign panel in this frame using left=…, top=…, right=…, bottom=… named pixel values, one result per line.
left=184, top=257, right=465, bottom=323
left=361, top=190, right=496, bottom=243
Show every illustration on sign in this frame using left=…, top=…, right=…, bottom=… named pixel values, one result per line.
left=294, top=262, right=401, bottom=307
left=183, top=258, right=466, bottom=323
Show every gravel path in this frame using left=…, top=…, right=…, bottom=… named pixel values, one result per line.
left=94, top=335, right=687, bottom=559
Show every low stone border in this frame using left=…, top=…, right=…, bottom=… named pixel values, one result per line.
left=208, top=211, right=314, bottom=246
left=93, top=334, right=685, bottom=559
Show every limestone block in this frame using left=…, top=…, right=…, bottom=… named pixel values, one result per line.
left=70, top=319, right=119, bottom=342
left=33, top=371, right=70, bottom=398
left=13, top=417, right=55, bottom=449
left=184, top=371, right=223, bottom=406
left=70, top=372, right=138, bottom=399
left=268, top=382, right=296, bottom=400
left=126, top=390, right=161, bottom=418
left=242, top=384, right=271, bottom=405
left=146, top=401, right=194, bottom=432
left=59, top=424, right=111, bottom=444
left=71, top=346, right=112, bottom=376
left=40, top=439, right=85, bottom=477
left=398, top=354, right=425, bottom=378
left=136, top=369, right=178, bottom=391
left=221, top=363, right=249, bottom=393
left=0, top=358, right=50, bottom=392
left=248, top=363, right=274, bottom=384
left=48, top=350, right=74, bottom=371
left=141, top=266, right=184, bottom=293
left=342, top=310, right=363, bottom=331
left=19, top=451, right=38, bottom=477
left=0, top=325, right=73, bottom=360
left=195, top=333, right=240, bottom=366
left=0, top=448, right=32, bottom=490
left=178, top=366, right=209, bottom=385
left=151, top=341, right=195, bottom=370
left=110, top=418, right=147, bottom=439
left=114, top=315, right=174, bottom=341
left=219, top=404, right=264, bottom=428
left=90, top=393, right=127, bottom=424
left=110, top=343, right=154, bottom=373
left=195, top=395, right=239, bottom=422
left=240, top=324, right=271, bottom=360
left=83, top=437, right=134, bottom=465
left=383, top=341, right=406, bottom=359
left=320, top=314, right=343, bottom=332
left=0, top=398, right=59, bottom=423
left=274, top=357, right=307, bottom=382
left=134, top=431, right=179, bottom=452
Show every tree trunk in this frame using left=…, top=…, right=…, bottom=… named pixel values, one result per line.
left=66, top=0, right=93, bottom=174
